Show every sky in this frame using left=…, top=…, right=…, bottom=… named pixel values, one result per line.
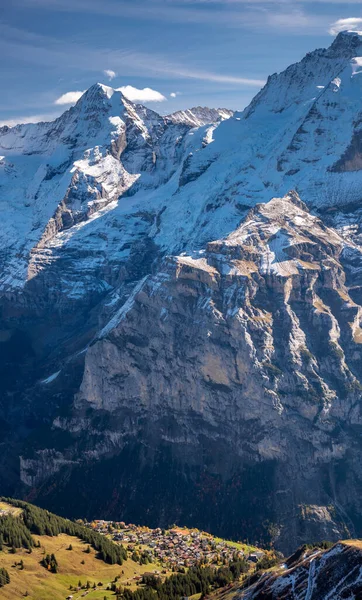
left=1, top=0, right=362, bottom=126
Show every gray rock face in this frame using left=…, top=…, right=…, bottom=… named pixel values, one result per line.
left=19, top=193, right=362, bottom=553
left=77, top=192, right=362, bottom=428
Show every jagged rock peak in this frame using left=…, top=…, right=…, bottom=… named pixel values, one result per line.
left=206, top=191, right=346, bottom=275
left=216, top=190, right=336, bottom=247
left=71, top=83, right=132, bottom=117
left=328, top=29, right=362, bottom=57
left=248, top=190, right=309, bottom=219
left=79, top=82, right=116, bottom=103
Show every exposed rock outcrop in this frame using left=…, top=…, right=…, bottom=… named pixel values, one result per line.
left=238, top=542, right=362, bottom=599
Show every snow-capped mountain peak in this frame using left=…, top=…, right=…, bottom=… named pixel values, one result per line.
left=244, top=31, right=362, bottom=118
left=78, top=82, right=116, bottom=103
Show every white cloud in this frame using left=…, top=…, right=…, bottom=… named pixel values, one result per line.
left=170, top=92, right=177, bottom=98
left=116, top=85, right=167, bottom=102
left=329, top=18, right=362, bottom=35
left=104, top=69, right=116, bottom=80
left=54, top=90, right=85, bottom=105
left=0, top=112, right=61, bottom=127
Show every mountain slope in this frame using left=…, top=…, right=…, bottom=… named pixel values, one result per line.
left=3, top=32, right=362, bottom=553
left=236, top=541, right=362, bottom=599
left=19, top=192, right=362, bottom=553
left=167, top=106, right=233, bottom=127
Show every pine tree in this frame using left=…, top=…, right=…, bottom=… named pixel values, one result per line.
left=0, top=567, right=10, bottom=588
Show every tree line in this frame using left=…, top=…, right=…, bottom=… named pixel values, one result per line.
left=116, top=558, right=249, bottom=600
left=0, top=498, right=127, bottom=565
left=0, top=514, right=34, bottom=550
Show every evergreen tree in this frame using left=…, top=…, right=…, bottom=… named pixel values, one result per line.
left=0, top=514, right=34, bottom=550
left=41, top=552, right=58, bottom=573
left=0, top=567, right=10, bottom=588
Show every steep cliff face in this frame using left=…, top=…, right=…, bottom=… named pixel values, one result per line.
left=3, top=32, right=362, bottom=553
left=77, top=191, right=362, bottom=425
left=19, top=193, right=362, bottom=552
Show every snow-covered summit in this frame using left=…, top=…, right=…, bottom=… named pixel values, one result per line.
left=3, top=31, right=362, bottom=299
left=245, top=30, right=362, bottom=117
left=0, top=82, right=226, bottom=291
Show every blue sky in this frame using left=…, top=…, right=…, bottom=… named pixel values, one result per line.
left=1, top=0, right=362, bottom=125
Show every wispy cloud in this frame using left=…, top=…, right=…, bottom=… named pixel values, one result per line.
left=173, top=70, right=265, bottom=85
left=0, top=112, right=61, bottom=127
left=329, top=18, right=362, bottom=36
left=15, top=0, right=336, bottom=33
left=104, top=69, right=116, bottom=80
left=54, top=90, right=85, bottom=105
left=117, top=85, right=167, bottom=102
left=0, top=23, right=265, bottom=87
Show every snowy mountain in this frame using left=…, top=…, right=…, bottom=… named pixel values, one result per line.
left=0, top=84, right=224, bottom=292
left=3, top=31, right=362, bottom=553
left=3, top=31, right=362, bottom=297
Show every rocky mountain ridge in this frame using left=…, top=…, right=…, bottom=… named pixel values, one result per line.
left=166, top=106, right=233, bottom=127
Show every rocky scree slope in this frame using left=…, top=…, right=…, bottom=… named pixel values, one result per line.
left=3, top=32, right=362, bottom=552
left=237, top=541, right=362, bottom=599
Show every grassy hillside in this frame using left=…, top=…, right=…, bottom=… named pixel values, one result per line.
left=0, top=499, right=165, bottom=600
left=0, top=530, right=165, bottom=600
left=0, top=498, right=275, bottom=600
left=0, top=500, right=23, bottom=517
